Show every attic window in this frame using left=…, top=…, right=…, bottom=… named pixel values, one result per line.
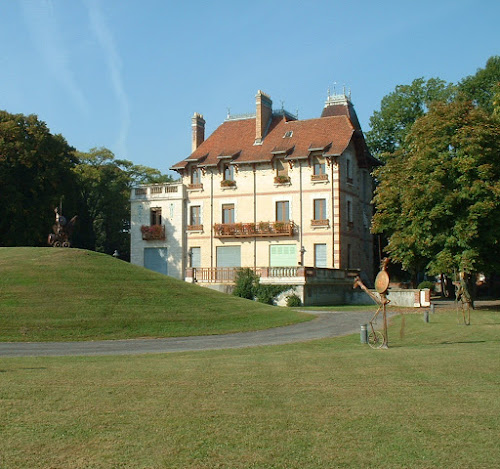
left=283, top=131, right=293, bottom=138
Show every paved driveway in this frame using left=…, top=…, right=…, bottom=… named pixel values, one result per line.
left=0, top=310, right=380, bottom=358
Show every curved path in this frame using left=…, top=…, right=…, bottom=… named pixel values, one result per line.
left=0, top=310, right=380, bottom=358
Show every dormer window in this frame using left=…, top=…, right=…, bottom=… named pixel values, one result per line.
left=276, top=159, right=287, bottom=177
left=313, top=157, right=326, bottom=176
left=283, top=131, right=293, bottom=138
left=274, top=158, right=290, bottom=184
left=191, top=167, right=201, bottom=185
left=224, top=163, right=234, bottom=181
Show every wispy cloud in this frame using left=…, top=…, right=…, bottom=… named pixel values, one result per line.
left=20, top=0, right=89, bottom=115
left=85, top=0, right=130, bottom=159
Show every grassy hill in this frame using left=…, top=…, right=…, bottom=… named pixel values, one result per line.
left=0, top=247, right=311, bottom=342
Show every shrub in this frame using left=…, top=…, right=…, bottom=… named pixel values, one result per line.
left=286, top=293, right=302, bottom=307
left=255, top=285, right=288, bottom=305
left=418, top=280, right=435, bottom=292
left=233, top=268, right=259, bottom=300
left=233, top=268, right=289, bottom=305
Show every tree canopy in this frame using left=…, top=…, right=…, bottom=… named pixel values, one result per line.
left=366, top=77, right=455, bottom=161
left=72, top=147, right=173, bottom=259
left=370, top=56, right=500, bottom=277
left=0, top=111, right=77, bottom=246
left=459, top=56, right=500, bottom=114
left=0, top=111, right=172, bottom=259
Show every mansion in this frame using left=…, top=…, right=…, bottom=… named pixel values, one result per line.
left=130, top=90, right=380, bottom=305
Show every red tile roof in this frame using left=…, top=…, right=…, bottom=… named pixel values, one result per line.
left=171, top=114, right=361, bottom=170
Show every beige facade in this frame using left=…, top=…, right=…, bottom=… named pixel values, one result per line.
left=131, top=90, right=378, bottom=293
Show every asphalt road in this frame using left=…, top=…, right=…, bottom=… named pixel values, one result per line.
left=0, top=310, right=380, bottom=358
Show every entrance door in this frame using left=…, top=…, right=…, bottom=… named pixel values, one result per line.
left=144, top=248, right=168, bottom=275
left=270, top=244, right=297, bottom=267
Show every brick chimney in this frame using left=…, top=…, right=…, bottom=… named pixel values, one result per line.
left=191, top=112, right=205, bottom=152
left=255, top=90, right=272, bottom=145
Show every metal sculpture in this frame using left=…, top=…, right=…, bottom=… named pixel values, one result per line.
left=455, top=271, right=473, bottom=325
left=353, top=258, right=391, bottom=349
left=47, top=205, right=77, bottom=248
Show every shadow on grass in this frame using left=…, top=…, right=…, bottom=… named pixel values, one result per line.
left=440, top=340, right=487, bottom=345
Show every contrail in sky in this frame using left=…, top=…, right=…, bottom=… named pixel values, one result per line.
left=85, top=0, right=131, bottom=159
left=21, top=0, right=90, bottom=115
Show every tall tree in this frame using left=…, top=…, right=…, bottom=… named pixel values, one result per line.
left=366, top=78, right=455, bottom=161
left=372, top=99, right=500, bottom=276
left=73, top=147, right=173, bottom=259
left=0, top=111, right=77, bottom=246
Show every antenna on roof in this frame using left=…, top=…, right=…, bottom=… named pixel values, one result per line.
left=333, top=82, right=337, bottom=95
left=226, top=107, right=231, bottom=119
left=327, top=87, right=331, bottom=99
left=296, top=108, right=299, bottom=119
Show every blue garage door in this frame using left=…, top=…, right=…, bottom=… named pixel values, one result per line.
left=144, top=248, right=168, bottom=275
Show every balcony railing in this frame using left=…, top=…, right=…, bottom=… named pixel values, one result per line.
left=190, top=267, right=242, bottom=283
left=186, top=266, right=360, bottom=284
left=141, top=225, right=166, bottom=241
left=133, top=184, right=181, bottom=198
left=220, top=179, right=236, bottom=188
left=311, top=174, right=328, bottom=182
left=213, top=221, right=295, bottom=238
left=274, top=175, right=291, bottom=184
left=311, top=219, right=329, bottom=227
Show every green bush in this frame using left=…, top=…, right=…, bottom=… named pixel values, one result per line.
left=233, top=268, right=289, bottom=305
left=233, top=268, right=259, bottom=300
left=418, top=280, right=435, bottom=292
left=255, top=284, right=289, bottom=305
left=286, top=293, right=302, bottom=307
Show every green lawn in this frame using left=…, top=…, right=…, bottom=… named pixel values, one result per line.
left=0, top=247, right=310, bottom=341
left=1, top=309, right=499, bottom=468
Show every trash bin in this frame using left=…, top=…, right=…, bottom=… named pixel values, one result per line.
left=360, top=324, right=368, bottom=344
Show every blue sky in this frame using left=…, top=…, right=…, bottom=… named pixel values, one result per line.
left=1, top=0, right=498, bottom=175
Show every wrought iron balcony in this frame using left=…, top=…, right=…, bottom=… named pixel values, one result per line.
left=213, top=221, right=295, bottom=238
